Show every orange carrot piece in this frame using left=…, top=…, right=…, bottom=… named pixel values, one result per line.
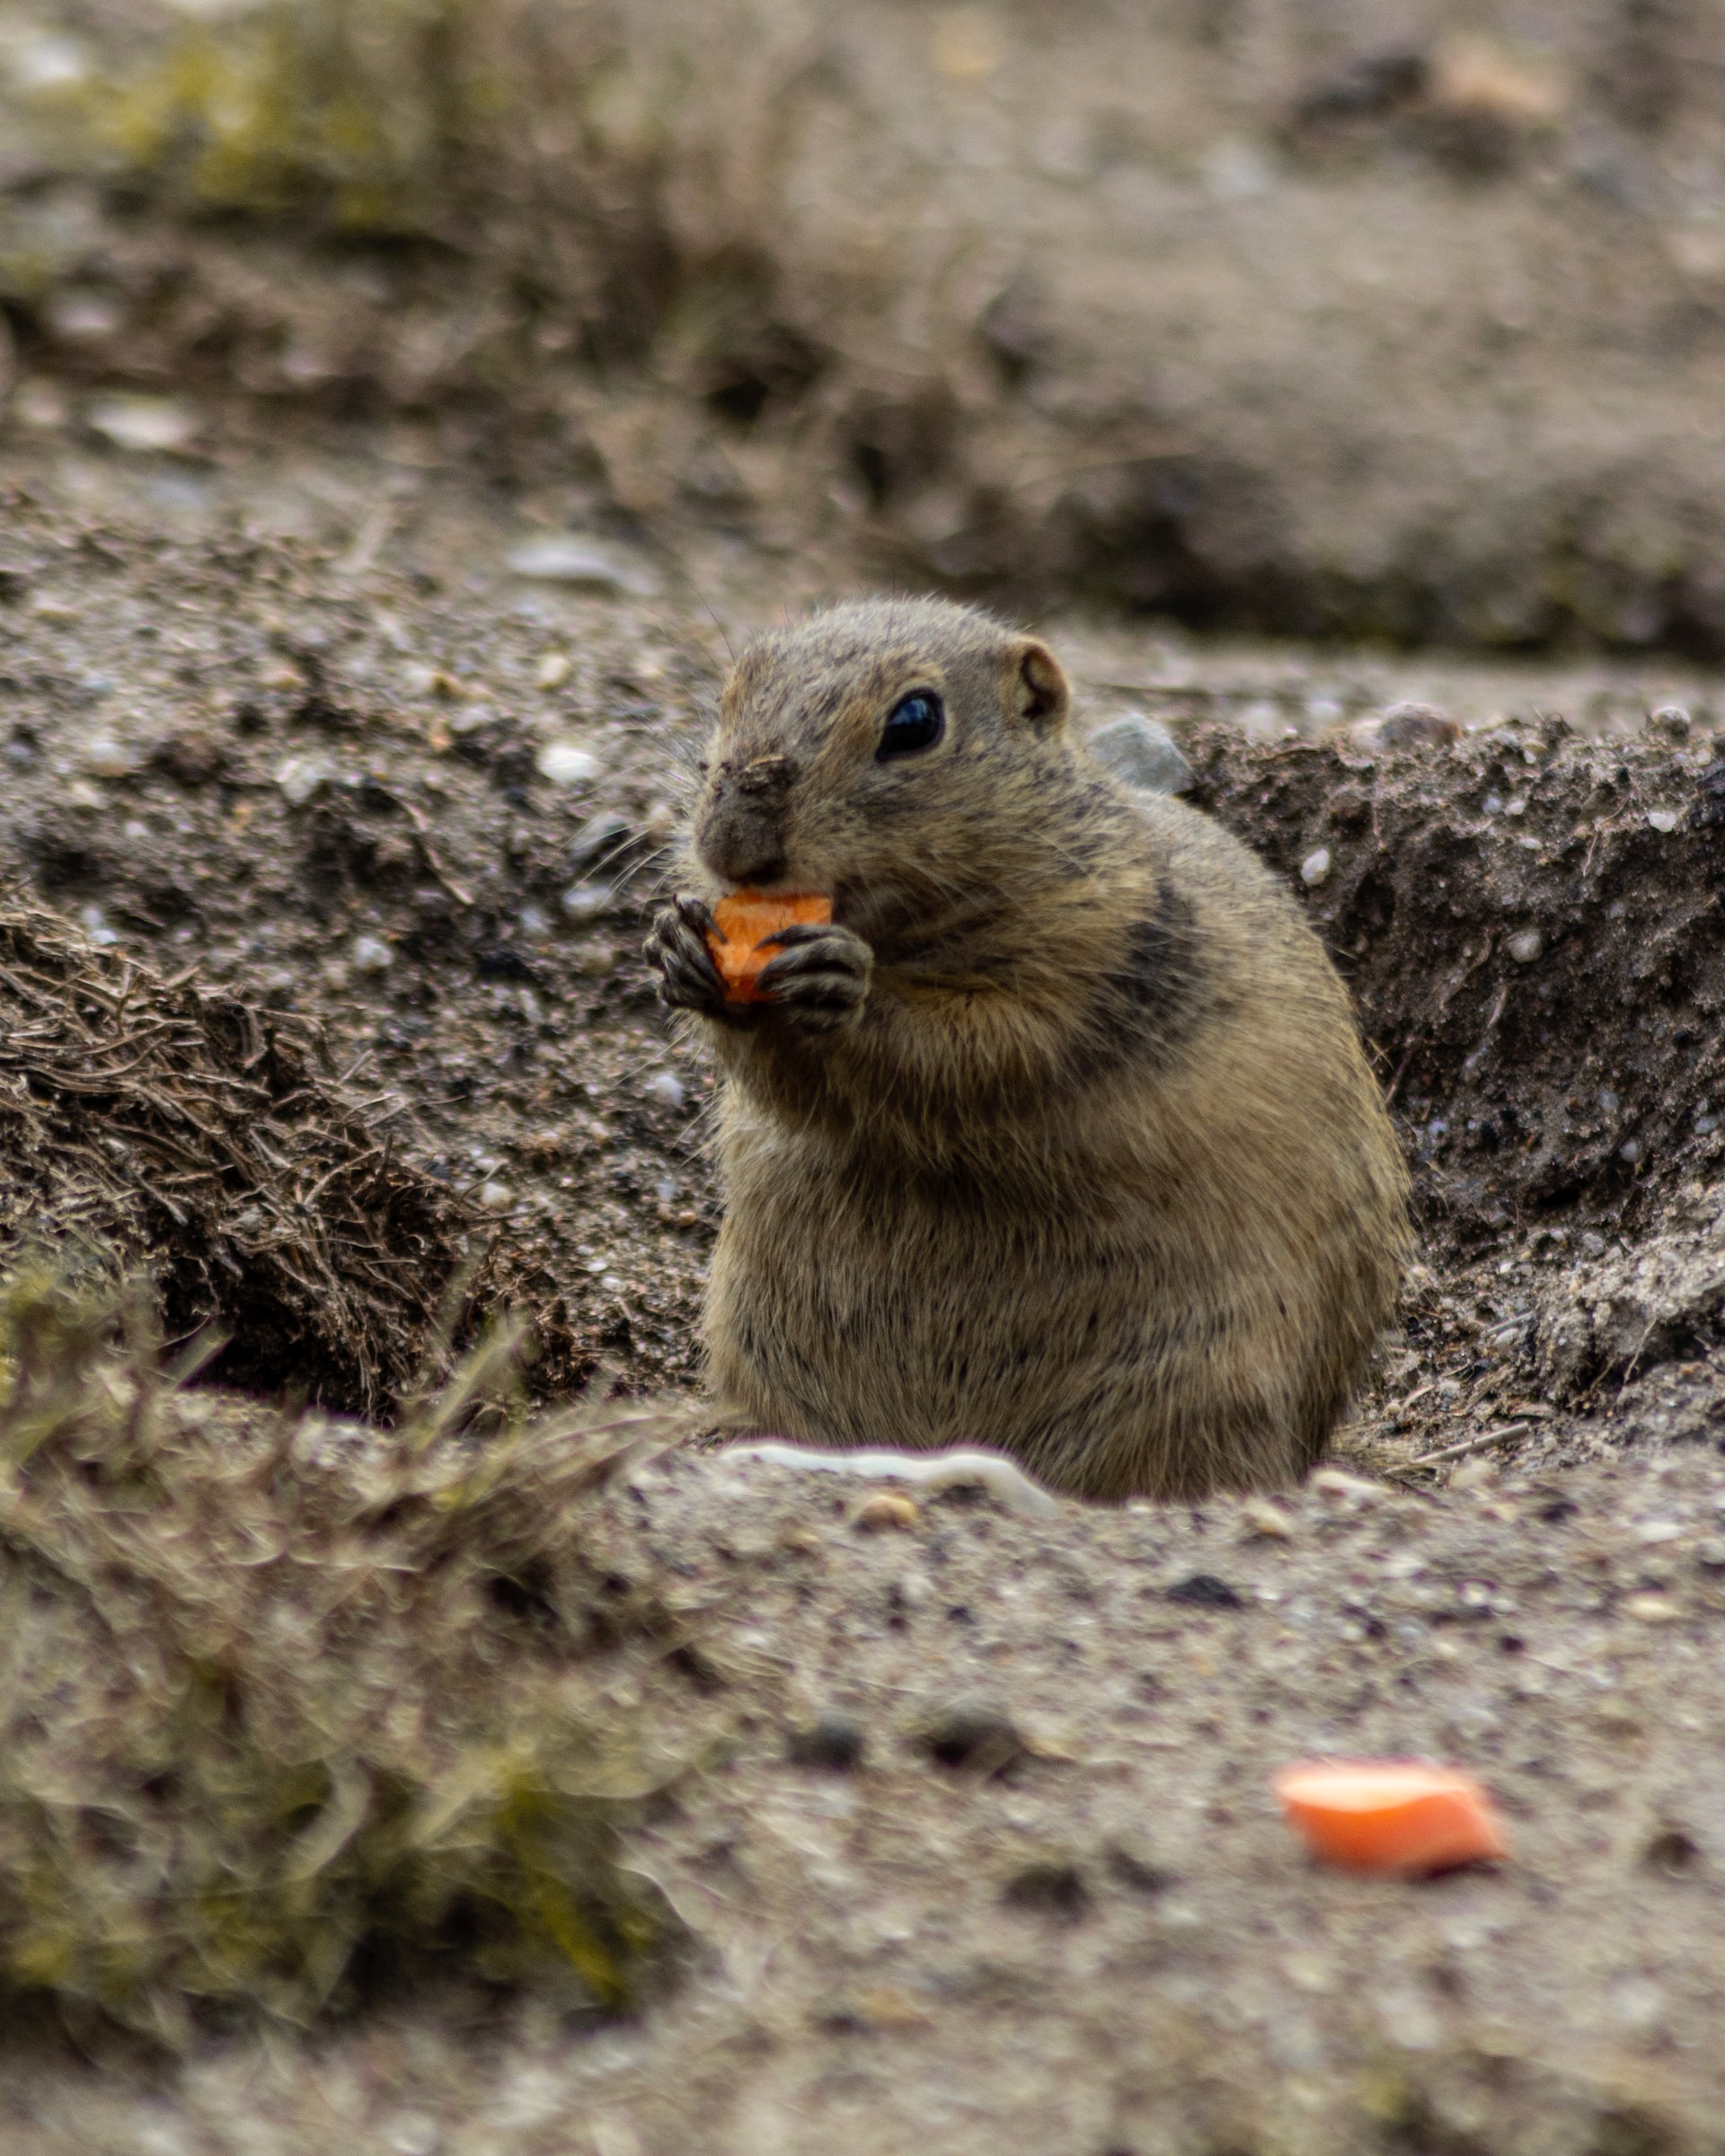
left=707, top=890, right=832, bottom=1004
left=1274, top=1760, right=1508, bottom=1876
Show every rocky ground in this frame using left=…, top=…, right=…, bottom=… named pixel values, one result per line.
left=0, top=425, right=1721, bottom=2152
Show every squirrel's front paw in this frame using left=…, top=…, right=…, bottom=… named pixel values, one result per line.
left=644, top=895, right=737, bottom=1021
left=755, top=922, right=874, bottom=1034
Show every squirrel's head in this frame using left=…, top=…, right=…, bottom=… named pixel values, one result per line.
left=690, top=598, right=1074, bottom=912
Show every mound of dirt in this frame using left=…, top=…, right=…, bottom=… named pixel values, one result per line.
left=0, top=894, right=471, bottom=1412
left=1188, top=721, right=1725, bottom=1249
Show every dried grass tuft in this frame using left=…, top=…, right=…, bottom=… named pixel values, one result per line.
left=66, top=0, right=824, bottom=367
left=0, top=1263, right=696, bottom=2043
left=0, top=892, right=471, bottom=1414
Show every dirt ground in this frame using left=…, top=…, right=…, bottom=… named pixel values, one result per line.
left=15, top=0, right=1725, bottom=649
left=3, top=5, right=1725, bottom=2141
left=0, top=425, right=1721, bottom=2152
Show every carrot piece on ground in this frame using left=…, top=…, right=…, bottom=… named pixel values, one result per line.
left=707, top=890, right=832, bottom=1004
left=1274, top=1759, right=1508, bottom=1876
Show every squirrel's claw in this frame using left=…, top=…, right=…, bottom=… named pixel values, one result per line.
left=755, top=923, right=873, bottom=1034
left=644, top=896, right=736, bottom=1021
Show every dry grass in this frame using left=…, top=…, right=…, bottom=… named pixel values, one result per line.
left=0, top=892, right=473, bottom=1414
left=0, top=1263, right=698, bottom=2045
left=60, top=0, right=826, bottom=369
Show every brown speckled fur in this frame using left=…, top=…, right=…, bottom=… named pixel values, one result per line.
left=646, top=598, right=1411, bottom=1501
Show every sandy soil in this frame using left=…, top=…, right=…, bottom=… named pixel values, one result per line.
left=0, top=429, right=1721, bottom=2151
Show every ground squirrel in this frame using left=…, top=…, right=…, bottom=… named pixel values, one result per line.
left=645, top=598, right=1411, bottom=1501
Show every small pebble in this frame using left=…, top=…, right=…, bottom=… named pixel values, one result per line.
left=1624, top=1593, right=1679, bottom=1624
left=86, top=394, right=198, bottom=455
left=643, top=1071, right=686, bottom=1110
left=535, top=650, right=573, bottom=690
left=1310, top=1467, right=1384, bottom=1502
left=1597, top=1088, right=1621, bottom=1115
left=1694, top=1538, right=1725, bottom=1569
left=274, top=754, right=338, bottom=807
left=1508, top=929, right=1544, bottom=964
left=535, top=740, right=599, bottom=787
left=786, top=1714, right=868, bottom=1772
left=31, top=595, right=79, bottom=624
left=1378, top=701, right=1460, bottom=748
left=578, top=942, right=618, bottom=977
left=475, top=1180, right=514, bottom=1213
left=84, top=736, right=137, bottom=780
left=561, top=884, right=611, bottom=924
left=1299, top=846, right=1331, bottom=888
left=1620, top=1137, right=1643, bottom=1164
left=1241, top=1499, right=1293, bottom=1539
left=1165, top=1572, right=1243, bottom=1609
left=518, top=905, right=549, bottom=936
left=1650, top=705, right=1692, bottom=738
left=152, top=727, right=226, bottom=786
left=1002, top=1858, right=1088, bottom=1918
left=350, top=934, right=394, bottom=975
left=505, top=535, right=659, bottom=596
left=1646, top=808, right=1680, bottom=834
left=918, top=1699, right=1025, bottom=1775
left=1086, top=712, right=1193, bottom=795
left=385, top=2115, right=442, bottom=2156
left=855, top=1491, right=921, bottom=1532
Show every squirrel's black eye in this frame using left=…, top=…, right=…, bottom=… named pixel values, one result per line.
left=877, top=691, right=944, bottom=762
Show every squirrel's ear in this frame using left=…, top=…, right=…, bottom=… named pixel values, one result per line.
left=1013, top=640, right=1070, bottom=732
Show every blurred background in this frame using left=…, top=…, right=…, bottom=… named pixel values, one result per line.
left=4, top=0, right=1725, bottom=655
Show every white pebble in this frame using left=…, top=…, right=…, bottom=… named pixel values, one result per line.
left=721, top=1442, right=1060, bottom=1518
left=274, top=754, right=338, bottom=807
left=535, top=651, right=572, bottom=690
left=1646, top=808, right=1680, bottom=833
left=535, top=740, right=599, bottom=787
left=82, top=734, right=136, bottom=778
left=86, top=394, right=199, bottom=455
left=350, top=934, right=394, bottom=974
left=1086, top=712, right=1193, bottom=796
left=518, top=905, right=549, bottom=935
left=476, top=1181, right=514, bottom=1212
left=1299, top=846, right=1331, bottom=887
left=578, top=942, right=618, bottom=976
left=561, top=883, right=611, bottom=923
left=505, top=535, right=659, bottom=596
left=1508, top=929, right=1544, bottom=964
left=643, top=1071, right=686, bottom=1109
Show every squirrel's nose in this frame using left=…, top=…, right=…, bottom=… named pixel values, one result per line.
left=696, top=751, right=795, bottom=888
